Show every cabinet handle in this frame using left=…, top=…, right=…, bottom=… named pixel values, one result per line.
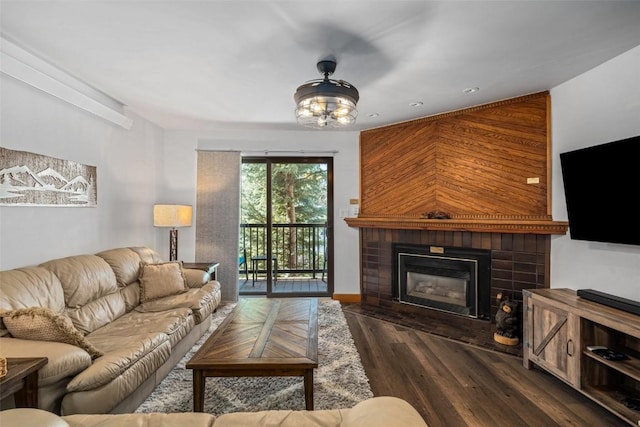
left=567, top=339, right=574, bottom=356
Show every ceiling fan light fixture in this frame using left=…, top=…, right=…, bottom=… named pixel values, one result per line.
left=336, top=116, right=353, bottom=125
left=294, top=60, right=359, bottom=129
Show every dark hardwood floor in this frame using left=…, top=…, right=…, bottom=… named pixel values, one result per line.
left=342, top=306, right=626, bottom=427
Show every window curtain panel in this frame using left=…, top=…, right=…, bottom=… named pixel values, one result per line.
left=196, top=150, right=241, bottom=302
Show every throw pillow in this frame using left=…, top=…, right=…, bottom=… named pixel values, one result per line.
left=139, top=261, right=188, bottom=303
left=1, top=307, right=103, bottom=359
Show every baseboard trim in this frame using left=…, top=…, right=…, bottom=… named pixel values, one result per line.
left=332, top=293, right=361, bottom=303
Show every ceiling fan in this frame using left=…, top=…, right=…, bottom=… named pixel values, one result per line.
left=293, top=58, right=360, bottom=129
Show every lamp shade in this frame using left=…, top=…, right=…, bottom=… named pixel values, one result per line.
left=153, top=204, right=193, bottom=228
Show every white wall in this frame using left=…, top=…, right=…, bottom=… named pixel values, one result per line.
left=550, top=45, right=640, bottom=301
left=0, top=73, right=164, bottom=269
left=0, top=51, right=361, bottom=296
left=161, top=129, right=361, bottom=296
left=6, top=42, right=637, bottom=301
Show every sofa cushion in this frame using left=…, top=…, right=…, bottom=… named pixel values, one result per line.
left=135, top=281, right=220, bottom=324
left=40, top=255, right=118, bottom=308
left=40, top=255, right=126, bottom=335
left=129, top=246, right=164, bottom=264
left=214, top=410, right=345, bottom=427
left=0, top=337, right=92, bottom=386
left=0, top=267, right=66, bottom=336
left=119, top=281, right=141, bottom=312
left=89, top=308, right=194, bottom=348
left=65, top=292, right=127, bottom=336
left=62, top=412, right=217, bottom=427
left=95, top=248, right=142, bottom=288
left=139, top=261, right=188, bottom=303
left=1, top=307, right=103, bottom=359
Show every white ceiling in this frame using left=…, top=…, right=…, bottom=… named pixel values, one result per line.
left=2, top=1, right=640, bottom=132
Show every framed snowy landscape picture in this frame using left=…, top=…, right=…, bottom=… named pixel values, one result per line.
left=0, top=147, right=97, bottom=207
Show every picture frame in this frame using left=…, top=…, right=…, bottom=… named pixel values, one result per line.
left=0, top=147, right=97, bottom=207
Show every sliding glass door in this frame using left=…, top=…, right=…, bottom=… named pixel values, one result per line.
left=239, top=157, right=332, bottom=298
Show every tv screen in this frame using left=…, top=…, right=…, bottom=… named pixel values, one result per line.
left=560, top=135, right=640, bottom=246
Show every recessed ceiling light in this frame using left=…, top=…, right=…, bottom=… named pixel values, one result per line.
left=463, top=87, right=480, bottom=94
left=368, top=113, right=379, bottom=118
left=409, top=101, right=423, bottom=107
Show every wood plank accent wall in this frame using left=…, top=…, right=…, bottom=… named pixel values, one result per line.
left=359, top=92, right=553, bottom=221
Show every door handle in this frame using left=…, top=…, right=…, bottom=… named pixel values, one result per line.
left=567, top=339, right=574, bottom=356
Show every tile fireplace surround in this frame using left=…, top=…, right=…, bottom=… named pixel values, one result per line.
left=352, top=227, right=552, bottom=356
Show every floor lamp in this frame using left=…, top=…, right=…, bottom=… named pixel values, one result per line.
left=153, top=204, right=193, bottom=261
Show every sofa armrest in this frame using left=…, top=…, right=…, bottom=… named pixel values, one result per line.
left=0, top=337, right=92, bottom=386
left=0, top=408, right=70, bottom=427
left=342, top=396, right=428, bottom=427
left=183, top=268, right=211, bottom=288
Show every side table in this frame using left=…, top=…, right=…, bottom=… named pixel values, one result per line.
left=0, top=357, right=48, bottom=408
left=182, top=262, right=219, bottom=281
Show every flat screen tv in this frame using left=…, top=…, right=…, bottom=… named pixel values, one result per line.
left=559, top=135, right=640, bottom=246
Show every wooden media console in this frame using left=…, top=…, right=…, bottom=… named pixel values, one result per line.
left=523, top=288, right=640, bottom=425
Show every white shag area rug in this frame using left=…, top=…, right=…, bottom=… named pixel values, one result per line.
left=136, top=299, right=373, bottom=415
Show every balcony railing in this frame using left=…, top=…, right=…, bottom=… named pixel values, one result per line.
left=240, top=223, right=327, bottom=278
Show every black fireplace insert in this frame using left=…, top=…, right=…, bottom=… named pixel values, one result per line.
left=393, top=244, right=491, bottom=320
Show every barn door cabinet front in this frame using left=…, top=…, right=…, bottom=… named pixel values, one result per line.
left=522, top=289, right=581, bottom=387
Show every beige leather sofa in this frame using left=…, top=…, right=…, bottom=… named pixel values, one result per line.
left=0, top=396, right=429, bottom=427
left=0, top=247, right=222, bottom=416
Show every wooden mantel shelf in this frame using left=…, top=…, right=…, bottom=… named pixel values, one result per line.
left=344, top=216, right=569, bottom=235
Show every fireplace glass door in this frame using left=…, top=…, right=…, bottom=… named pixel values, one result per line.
left=406, top=271, right=469, bottom=308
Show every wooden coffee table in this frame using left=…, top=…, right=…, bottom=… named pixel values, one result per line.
left=186, top=298, right=318, bottom=412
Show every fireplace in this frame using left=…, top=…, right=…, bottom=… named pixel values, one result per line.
left=343, top=94, right=564, bottom=355
left=393, top=244, right=491, bottom=320
left=354, top=228, right=551, bottom=355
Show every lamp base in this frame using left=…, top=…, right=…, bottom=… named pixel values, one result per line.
left=169, top=228, right=178, bottom=261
